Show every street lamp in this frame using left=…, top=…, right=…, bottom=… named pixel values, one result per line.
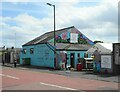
left=46, top=3, right=56, bottom=46
left=47, top=3, right=56, bottom=69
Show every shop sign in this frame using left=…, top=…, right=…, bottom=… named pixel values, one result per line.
left=101, top=55, right=111, bottom=69
left=70, top=33, right=78, bottom=43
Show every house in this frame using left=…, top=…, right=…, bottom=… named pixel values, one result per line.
left=0, top=47, right=21, bottom=64
left=86, top=43, right=114, bottom=73
left=20, top=26, right=94, bottom=69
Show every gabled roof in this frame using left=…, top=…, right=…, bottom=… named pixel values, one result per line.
left=23, top=26, right=94, bottom=46
left=86, top=43, right=112, bottom=54
left=99, top=43, right=112, bottom=51
left=23, top=26, right=75, bottom=46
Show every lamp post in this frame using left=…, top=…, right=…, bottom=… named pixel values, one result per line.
left=47, top=3, right=56, bottom=69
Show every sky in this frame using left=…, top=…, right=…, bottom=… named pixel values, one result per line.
left=0, top=0, right=119, bottom=48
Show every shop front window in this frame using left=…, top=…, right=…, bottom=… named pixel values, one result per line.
left=84, top=53, right=88, bottom=58
left=78, top=53, right=80, bottom=58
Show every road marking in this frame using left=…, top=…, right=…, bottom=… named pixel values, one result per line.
left=40, top=82, right=77, bottom=90
left=21, top=68, right=28, bottom=70
left=0, top=74, right=19, bottom=80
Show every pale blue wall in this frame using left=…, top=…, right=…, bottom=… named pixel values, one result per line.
left=20, top=44, right=92, bottom=69
left=66, top=51, right=87, bottom=68
left=20, top=44, right=54, bottom=68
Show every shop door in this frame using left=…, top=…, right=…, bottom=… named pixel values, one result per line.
left=70, top=53, right=75, bottom=68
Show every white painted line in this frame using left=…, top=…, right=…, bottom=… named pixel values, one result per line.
left=21, top=68, right=28, bottom=70
left=0, top=74, right=19, bottom=80
left=40, top=82, right=77, bottom=90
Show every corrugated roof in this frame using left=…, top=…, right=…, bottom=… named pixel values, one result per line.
left=65, top=44, right=92, bottom=50
left=23, top=26, right=75, bottom=46
left=99, top=43, right=112, bottom=51
left=23, top=26, right=94, bottom=51
left=49, top=43, right=92, bottom=51
left=86, top=43, right=112, bottom=54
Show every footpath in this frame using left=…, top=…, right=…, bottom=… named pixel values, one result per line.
left=1, top=63, right=119, bottom=83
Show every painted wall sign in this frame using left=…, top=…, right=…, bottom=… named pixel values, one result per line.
left=101, top=55, right=111, bottom=69
left=70, top=33, right=78, bottom=43
left=48, top=28, right=94, bottom=44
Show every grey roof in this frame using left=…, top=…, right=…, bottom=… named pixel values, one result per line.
left=86, top=43, right=112, bottom=54
left=0, top=47, right=3, bottom=51
left=67, top=44, right=92, bottom=50
left=23, top=26, right=75, bottom=46
left=49, top=43, right=92, bottom=51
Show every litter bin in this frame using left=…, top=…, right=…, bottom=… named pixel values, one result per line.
left=77, top=63, right=83, bottom=71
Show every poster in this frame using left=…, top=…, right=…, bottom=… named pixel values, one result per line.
left=101, top=55, right=111, bottom=69
left=70, top=33, right=78, bottom=43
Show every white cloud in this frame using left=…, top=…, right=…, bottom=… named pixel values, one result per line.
left=1, top=0, right=119, bottom=47
left=55, top=0, right=118, bottom=42
left=1, top=0, right=91, bottom=3
left=1, top=13, right=55, bottom=47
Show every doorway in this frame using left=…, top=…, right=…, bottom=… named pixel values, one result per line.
left=5, top=52, right=10, bottom=63
left=70, top=53, right=75, bottom=68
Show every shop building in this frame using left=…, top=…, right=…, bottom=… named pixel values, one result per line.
left=87, top=43, right=115, bottom=73
left=20, top=26, right=94, bottom=69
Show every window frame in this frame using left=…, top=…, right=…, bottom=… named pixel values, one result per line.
left=23, top=49, right=27, bottom=54
left=30, top=48, right=34, bottom=54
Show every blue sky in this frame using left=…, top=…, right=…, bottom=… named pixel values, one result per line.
left=0, top=0, right=119, bottom=48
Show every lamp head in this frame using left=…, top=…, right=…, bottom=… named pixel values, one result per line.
left=47, top=3, right=52, bottom=6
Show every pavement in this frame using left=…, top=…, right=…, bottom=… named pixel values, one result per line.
left=2, top=63, right=119, bottom=83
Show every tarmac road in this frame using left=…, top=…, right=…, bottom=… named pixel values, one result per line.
left=0, top=66, right=119, bottom=92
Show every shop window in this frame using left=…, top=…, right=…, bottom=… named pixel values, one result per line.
left=23, top=49, right=27, bottom=54
left=84, top=53, right=88, bottom=58
left=30, top=48, right=34, bottom=54
left=78, top=53, right=80, bottom=58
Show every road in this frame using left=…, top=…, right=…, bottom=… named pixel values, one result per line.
left=0, top=66, right=119, bottom=92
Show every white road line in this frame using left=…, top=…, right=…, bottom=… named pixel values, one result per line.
left=0, top=74, right=19, bottom=80
left=40, top=82, right=77, bottom=90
